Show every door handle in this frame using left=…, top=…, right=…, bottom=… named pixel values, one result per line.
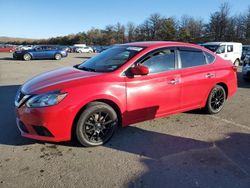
left=168, top=79, right=179, bottom=85
left=205, top=73, right=215, bottom=78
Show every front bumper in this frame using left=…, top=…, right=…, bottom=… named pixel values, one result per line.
left=13, top=53, right=23, bottom=59
left=15, top=104, right=73, bottom=142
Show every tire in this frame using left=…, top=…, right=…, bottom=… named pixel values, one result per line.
left=234, top=59, right=240, bottom=66
left=75, top=102, right=118, bottom=147
left=54, top=53, right=62, bottom=60
left=204, top=85, right=226, bottom=114
left=88, top=50, right=92, bottom=53
left=23, top=53, right=31, bottom=61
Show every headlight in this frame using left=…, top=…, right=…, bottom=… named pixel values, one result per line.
left=26, top=91, right=67, bottom=108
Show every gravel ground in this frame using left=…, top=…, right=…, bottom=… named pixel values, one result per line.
left=0, top=52, right=250, bottom=188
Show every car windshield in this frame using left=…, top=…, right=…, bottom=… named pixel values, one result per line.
left=77, top=46, right=144, bottom=72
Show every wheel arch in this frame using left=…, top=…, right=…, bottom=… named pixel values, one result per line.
left=24, top=52, right=33, bottom=59
left=216, top=82, right=228, bottom=98
left=202, top=82, right=229, bottom=108
left=71, top=98, right=123, bottom=140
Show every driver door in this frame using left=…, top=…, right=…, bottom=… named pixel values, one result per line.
left=124, top=48, right=181, bottom=125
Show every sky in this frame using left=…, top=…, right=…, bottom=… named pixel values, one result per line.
left=0, top=0, right=249, bottom=39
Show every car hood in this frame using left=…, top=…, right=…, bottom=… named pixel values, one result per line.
left=21, top=66, right=102, bottom=94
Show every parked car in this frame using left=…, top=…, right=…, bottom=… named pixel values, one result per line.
left=242, top=51, right=250, bottom=81
left=17, top=45, right=34, bottom=51
left=75, top=46, right=93, bottom=53
left=0, top=44, right=16, bottom=52
left=13, top=45, right=68, bottom=60
left=15, top=41, right=237, bottom=146
left=242, top=45, right=250, bottom=60
left=202, top=42, right=242, bottom=66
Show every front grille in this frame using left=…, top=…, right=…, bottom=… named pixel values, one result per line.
left=33, top=125, right=54, bottom=137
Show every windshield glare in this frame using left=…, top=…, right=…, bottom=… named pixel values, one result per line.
left=77, top=46, right=144, bottom=72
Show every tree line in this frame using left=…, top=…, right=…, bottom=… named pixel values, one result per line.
left=6, top=3, right=250, bottom=45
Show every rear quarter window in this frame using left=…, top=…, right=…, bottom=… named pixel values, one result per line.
left=204, top=51, right=215, bottom=64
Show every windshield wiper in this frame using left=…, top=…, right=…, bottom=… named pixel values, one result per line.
left=77, top=66, right=96, bottom=72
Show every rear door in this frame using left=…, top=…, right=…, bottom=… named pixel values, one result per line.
left=45, top=46, right=57, bottom=58
left=178, top=47, right=216, bottom=109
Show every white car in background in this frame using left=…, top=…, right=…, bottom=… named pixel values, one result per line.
left=75, top=46, right=94, bottom=53
left=202, top=42, right=242, bottom=66
left=18, top=45, right=34, bottom=50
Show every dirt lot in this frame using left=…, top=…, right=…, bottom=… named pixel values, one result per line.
left=0, top=52, right=250, bottom=188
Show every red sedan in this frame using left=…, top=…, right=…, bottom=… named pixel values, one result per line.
left=0, top=45, right=16, bottom=52
left=15, top=42, right=237, bottom=146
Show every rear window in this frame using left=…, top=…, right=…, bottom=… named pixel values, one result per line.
left=179, top=48, right=207, bottom=68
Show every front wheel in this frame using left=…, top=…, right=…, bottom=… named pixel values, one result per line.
left=75, top=102, right=118, bottom=147
left=204, top=85, right=226, bottom=114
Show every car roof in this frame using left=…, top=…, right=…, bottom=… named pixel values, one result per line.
left=202, top=42, right=242, bottom=45
left=122, top=41, right=199, bottom=48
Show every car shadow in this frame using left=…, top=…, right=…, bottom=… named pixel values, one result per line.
left=74, top=57, right=92, bottom=59
left=0, top=85, right=35, bottom=145
left=0, top=57, right=15, bottom=61
left=107, top=127, right=250, bottom=187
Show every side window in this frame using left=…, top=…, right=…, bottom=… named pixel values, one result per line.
left=179, top=49, right=207, bottom=68
left=204, top=51, right=215, bottom=64
left=141, top=49, right=175, bottom=74
left=227, top=45, right=233, bottom=52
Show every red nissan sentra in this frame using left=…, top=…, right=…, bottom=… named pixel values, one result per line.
left=15, top=42, right=237, bottom=146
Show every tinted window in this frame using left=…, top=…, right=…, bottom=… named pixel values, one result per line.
left=179, top=49, right=207, bottom=68
left=141, top=49, right=175, bottom=73
left=204, top=51, right=215, bottom=64
left=227, top=45, right=233, bottom=52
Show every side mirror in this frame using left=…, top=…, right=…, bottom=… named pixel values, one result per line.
left=130, top=65, right=149, bottom=75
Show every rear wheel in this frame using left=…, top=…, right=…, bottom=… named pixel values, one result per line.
left=75, top=102, right=118, bottom=147
left=23, top=53, right=31, bottom=61
left=204, top=85, right=226, bottom=114
left=54, top=53, right=62, bottom=60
